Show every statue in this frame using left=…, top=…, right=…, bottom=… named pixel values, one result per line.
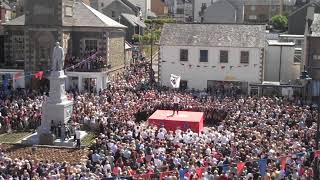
left=52, top=42, right=64, bottom=71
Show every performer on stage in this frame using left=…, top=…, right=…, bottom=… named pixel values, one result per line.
left=173, top=95, right=180, bottom=115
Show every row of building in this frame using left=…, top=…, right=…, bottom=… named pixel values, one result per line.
left=159, top=4, right=320, bottom=100
left=0, top=0, right=320, bottom=100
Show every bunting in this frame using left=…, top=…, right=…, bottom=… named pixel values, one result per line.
left=230, top=66, right=233, bottom=70
left=221, top=66, right=225, bottom=69
left=13, top=72, right=22, bottom=80
left=35, top=71, right=44, bottom=80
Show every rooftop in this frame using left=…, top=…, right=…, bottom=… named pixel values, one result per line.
left=121, top=13, right=146, bottom=28
left=4, top=2, right=127, bottom=29
left=160, top=23, right=266, bottom=48
left=244, top=0, right=295, bottom=6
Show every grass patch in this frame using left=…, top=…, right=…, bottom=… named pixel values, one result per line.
left=143, top=44, right=159, bottom=59
left=0, top=132, right=33, bottom=144
left=81, top=132, right=97, bottom=147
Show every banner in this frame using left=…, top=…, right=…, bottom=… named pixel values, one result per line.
left=170, top=74, right=181, bottom=89
left=258, top=159, right=268, bottom=177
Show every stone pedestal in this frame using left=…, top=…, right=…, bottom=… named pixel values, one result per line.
left=36, top=71, right=73, bottom=145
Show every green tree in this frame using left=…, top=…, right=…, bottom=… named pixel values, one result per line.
left=271, top=15, right=288, bottom=31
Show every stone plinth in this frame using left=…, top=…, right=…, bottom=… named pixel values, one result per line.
left=22, top=70, right=78, bottom=146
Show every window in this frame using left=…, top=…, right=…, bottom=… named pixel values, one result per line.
left=220, top=50, right=228, bottom=63
left=180, top=80, right=188, bottom=90
left=180, top=49, right=188, bottom=61
left=12, top=36, right=24, bottom=61
left=199, top=50, right=208, bottom=62
left=84, top=39, right=98, bottom=52
left=65, top=6, right=73, bottom=17
left=111, top=11, right=115, bottom=17
left=249, top=15, right=257, bottom=20
left=294, top=49, right=302, bottom=63
left=176, top=8, right=184, bottom=14
left=251, top=5, right=256, bottom=11
left=240, top=51, right=249, bottom=64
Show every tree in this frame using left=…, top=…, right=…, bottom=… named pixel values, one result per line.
left=271, top=15, right=288, bottom=31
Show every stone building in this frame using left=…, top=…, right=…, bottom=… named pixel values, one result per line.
left=1, top=0, right=127, bottom=92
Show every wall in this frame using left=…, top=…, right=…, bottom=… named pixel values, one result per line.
left=160, top=45, right=262, bottom=90
left=203, top=0, right=236, bottom=23
left=102, top=1, right=136, bottom=21
left=307, top=36, right=320, bottom=80
left=244, top=5, right=279, bottom=23
left=193, top=0, right=214, bottom=22
left=264, top=44, right=299, bottom=82
left=108, top=31, right=125, bottom=68
left=151, top=0, right=168, bottom=16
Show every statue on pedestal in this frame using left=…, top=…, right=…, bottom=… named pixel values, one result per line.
left=52, top=42, right=64, bottom=72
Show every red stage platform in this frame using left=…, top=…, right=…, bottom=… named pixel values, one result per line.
left=148, top=110, right=204, bottom=133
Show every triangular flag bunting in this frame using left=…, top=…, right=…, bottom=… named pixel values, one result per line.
left=35, top=71, right=44, bottom=80
left=221, top=66, right=225, bottom=69
left=13, top=72, right=22, bottom=80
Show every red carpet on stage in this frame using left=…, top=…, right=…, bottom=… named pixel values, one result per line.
left=148, top=110, right=204, bottom=133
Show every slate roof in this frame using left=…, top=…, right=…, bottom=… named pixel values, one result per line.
left=312, top=14, right=320, bottom=36
left=244, top=0, right=295, bottom=6
left=160, top=24, right=266, bottom=48
left=0, top=0, right=12, bottom=10
left=4, top=2, right=126, bottom=29
left=72, top=2, right=126, bottom=28
left=121, top=13, right=146, bottom=28
left=4, top=15, right=24, bottom=25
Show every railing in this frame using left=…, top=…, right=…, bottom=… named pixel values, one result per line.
left=0, top=62, right=24, bottom=69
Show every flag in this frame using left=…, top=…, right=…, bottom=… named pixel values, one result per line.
left=221, top=66, right=225, bottom=69
left=35, top=71, right=44, bottom=80
left=13, top=72, right=22, bottom=80
left=280, top=156, right=287, bottom=170
left=196, top=167, right=205, bottom=180
left=170, top=74, right=181, bottom=89
left=314, top=150, right=320, bottom=158
left=230, top=66, right=233, bottom=70
left=237, top=162, right=246, bottom=175
left=258, top=159, right=268, bottom=177
left=222, top=164, right=229, bottom=173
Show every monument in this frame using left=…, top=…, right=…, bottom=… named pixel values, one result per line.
left=22, top=42, right=86, bottom=146
left=37, top=42, right=73, bottom=144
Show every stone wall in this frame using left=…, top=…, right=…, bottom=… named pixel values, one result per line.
left=108, top=32, right=125, bottom=69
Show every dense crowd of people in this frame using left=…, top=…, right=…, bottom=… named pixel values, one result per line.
left=0, top=59, right=319, bottom=179
left=65, top=51, right=107, bottom=72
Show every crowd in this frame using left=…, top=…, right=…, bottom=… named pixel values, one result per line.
left=0, top=59, right=319, bottom=179
left=64, top=51, right=107, bottom=72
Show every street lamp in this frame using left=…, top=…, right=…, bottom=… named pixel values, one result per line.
left=299, top=70, right=312, bottom=102
left=148, top=24, right=155, bottom=84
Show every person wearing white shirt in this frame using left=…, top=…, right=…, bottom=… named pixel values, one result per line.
left=172, top=95, right=180, bottom=115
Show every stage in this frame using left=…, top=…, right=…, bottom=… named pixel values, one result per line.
left=148, top=110, right=204, bottom=133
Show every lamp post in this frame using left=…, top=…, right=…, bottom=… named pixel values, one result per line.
left=299, top=70, right=312, bottom=103
left=148, top=24, right=154, bottom=83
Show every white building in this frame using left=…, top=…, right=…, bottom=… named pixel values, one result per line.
left=159, top=23, right=266, bottom=93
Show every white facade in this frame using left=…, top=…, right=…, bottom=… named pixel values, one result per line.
left=65, top=71, right=109, bottom=93
left=264, top=40, right=300, bottom=83
left=160, top=45, right=263, bottom=90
